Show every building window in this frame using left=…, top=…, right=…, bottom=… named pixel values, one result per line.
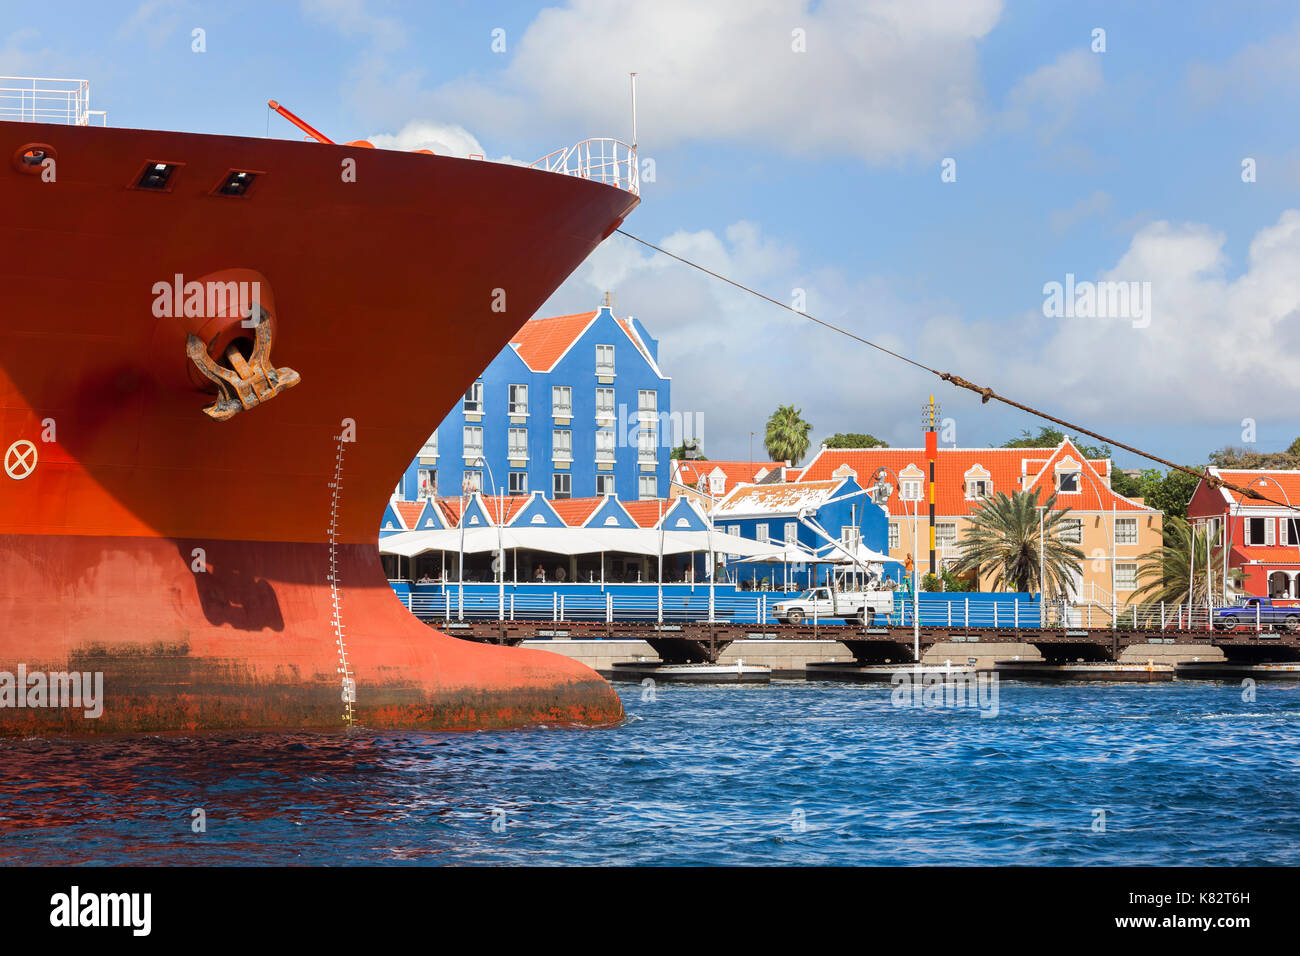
left=889, top=521, right=900, bottom=550
left=638, top=389, right=657, bottom=419
left=596, top=429, right=615, bottom=462
left=638, top=475, right=657, bottom=499
left=508, top=383, right=528, bottom=415
left=596, top=474, right=615, bottom=496
left=463, top=425, right=483, bottom=458
left=417, top=468, right=436, bottom=500
left=420, top=430, right=438, bottom=458
left=1115, top=562, right=1138, bottom=591
left=965, top=479, right=991, bottom=499
left=553, top=429, right=572, bottom=460
left=553, top=473, right=571, bottom=499
left=507, top=427, right=528, bottom=459
left=900, top=479, right=922, bottom=501
left=936, top=522, right=957, bottom=550
left=1116, top=517, right=1138, bottom=545
left=784, top=520, right=799, bottom=545
left=841, top=526, right=861, bottom=549
left=596, top=387, right=615, bottom=419
left=596, top=343, right=615, bottom=376
left=638, top=427, right=657, bottom=463
left=1246, top=517, right=1274, bottom=546
left=463, top=381, right=483, bottom=413
left=508, top=471, right=527, bottom=496
left=552, top=385, right=572, bottom=417
left=1057, top=470, right=1080, bottom=493
left=1060, top=517, right=1082, bottom=544
left=1286, top=518, right=1300, bottom=547
left=462, top=470, right=482, bottom=493
left=709, top=474, right=725, bottom=497
left=755, top=522, right=769, bottom=543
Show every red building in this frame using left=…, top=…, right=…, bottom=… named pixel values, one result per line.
left=1187, top=468, right=1300, bottom=599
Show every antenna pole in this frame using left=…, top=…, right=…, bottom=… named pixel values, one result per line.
left=629, top=72, right=638, bottom=151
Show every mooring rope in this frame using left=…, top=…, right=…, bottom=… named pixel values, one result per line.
left=615, top=229, right=1294, bottom=513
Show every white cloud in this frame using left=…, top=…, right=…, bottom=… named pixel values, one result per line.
left=300, top=0, right=405, bottom=51
left=1049, top=189, right=1111, bottom=234
left=365, top=119, right=518, bottom=163
left=379, top=0, right=1003, bottom=164
left=116, top=0, right=199, bottom=47
left=923, top=211, right=1300, bottom=429
left=1186, top=20, right=1300, bottom=107
left=1002, top=48, right=1103, bottom=142
left=537, top=209, right=1300, bottom=460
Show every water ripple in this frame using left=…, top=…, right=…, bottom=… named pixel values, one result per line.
left=1, top=680, right=1298, bottom=865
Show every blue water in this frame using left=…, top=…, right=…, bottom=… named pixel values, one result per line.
left=2, top=680, right=1298, bottom=865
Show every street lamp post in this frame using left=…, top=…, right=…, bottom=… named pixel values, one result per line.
left=871, top=467, right=920, bottom=666
left=474, top=457, right=505, bottom=619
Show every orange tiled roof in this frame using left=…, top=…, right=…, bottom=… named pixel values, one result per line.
left=797, top=442, right=1151, bottom=516
left=1210, top=469, right=1300, bottom=509
left=394, top=500, right=423, bottom=529
left=622, top=500, right=670, bottom=527
left=1234, top=545, right=1300, bottom=563
left=674, top=459, right=786, bottom=497
left=509, top=311, right=597, bottom=373
left=713, top=479, right=843, bottom=517
left=435, top=495, right=528, bottom=526
left=552, top=497, right=604, bottom=525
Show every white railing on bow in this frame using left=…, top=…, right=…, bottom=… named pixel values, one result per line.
left=0, top=77, right=107, bottom=126
left=529, top=138, right=639, bottom=196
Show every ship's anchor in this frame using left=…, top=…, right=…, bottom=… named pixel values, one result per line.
left=186, top=306, right=301, bottom=421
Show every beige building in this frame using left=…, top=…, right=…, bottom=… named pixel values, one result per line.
left=797, top=439, right=1163, bottom=608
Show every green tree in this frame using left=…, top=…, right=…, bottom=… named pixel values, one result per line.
left=670, top=443, right=706, bottom=461
left=949, top=490, right=1085, bottom=597
left=1137, top=467, right=1202, bottom=521
left=822, top=432, right=888, bottom=449
left=1208, top=444, right=1300, bottom=470
left=1132, top=516, right=1242, bottom=611
left=765, top=405, right=812, bottom=465
left=1002, top=426, right=1110, bottom=460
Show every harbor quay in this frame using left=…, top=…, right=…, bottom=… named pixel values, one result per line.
left=518, top=636, right=1226, bottom=678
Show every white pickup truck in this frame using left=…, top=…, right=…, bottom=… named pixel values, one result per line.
left=772, top=587, right=895, bottom=625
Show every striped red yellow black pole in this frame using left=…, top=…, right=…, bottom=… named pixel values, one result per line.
left=925, top=395, right=938, bottom=576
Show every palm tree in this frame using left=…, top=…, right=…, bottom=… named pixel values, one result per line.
left=1132, top=515, right=1241, bottom=610
left=764, top=405, right=812, bottom=464
left=949, top=491, right=1084, bottom=597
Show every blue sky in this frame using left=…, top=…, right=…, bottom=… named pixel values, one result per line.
left=6, top=1, right=1299, bottom=467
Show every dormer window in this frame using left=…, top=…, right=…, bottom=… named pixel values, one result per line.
left=709, top=474, right=725, bottom=496
left=966, top=479, right=992, bottom=499
left=1057, top=470, right=1080, bottom=493
left=900, top=479, right=923, bottom=501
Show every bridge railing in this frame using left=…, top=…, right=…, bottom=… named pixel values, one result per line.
left=393, top=587, right=1296, bottom=634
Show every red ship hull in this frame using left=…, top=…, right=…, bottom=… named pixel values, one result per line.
left=0, top=121, right=636, bottom=733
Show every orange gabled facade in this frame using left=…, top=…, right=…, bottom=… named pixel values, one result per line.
left=798, top=439, right=1161, bottom=604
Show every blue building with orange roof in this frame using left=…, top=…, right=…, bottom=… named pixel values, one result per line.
left=395, top=299, right=673, bottom=503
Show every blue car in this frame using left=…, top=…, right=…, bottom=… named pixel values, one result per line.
left=1214, top=597, right=1300, bottom=631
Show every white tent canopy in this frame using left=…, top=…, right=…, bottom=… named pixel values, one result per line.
left=815, top=541, right=898, bottom=565
left=379, top=526, right=793, bottom=560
